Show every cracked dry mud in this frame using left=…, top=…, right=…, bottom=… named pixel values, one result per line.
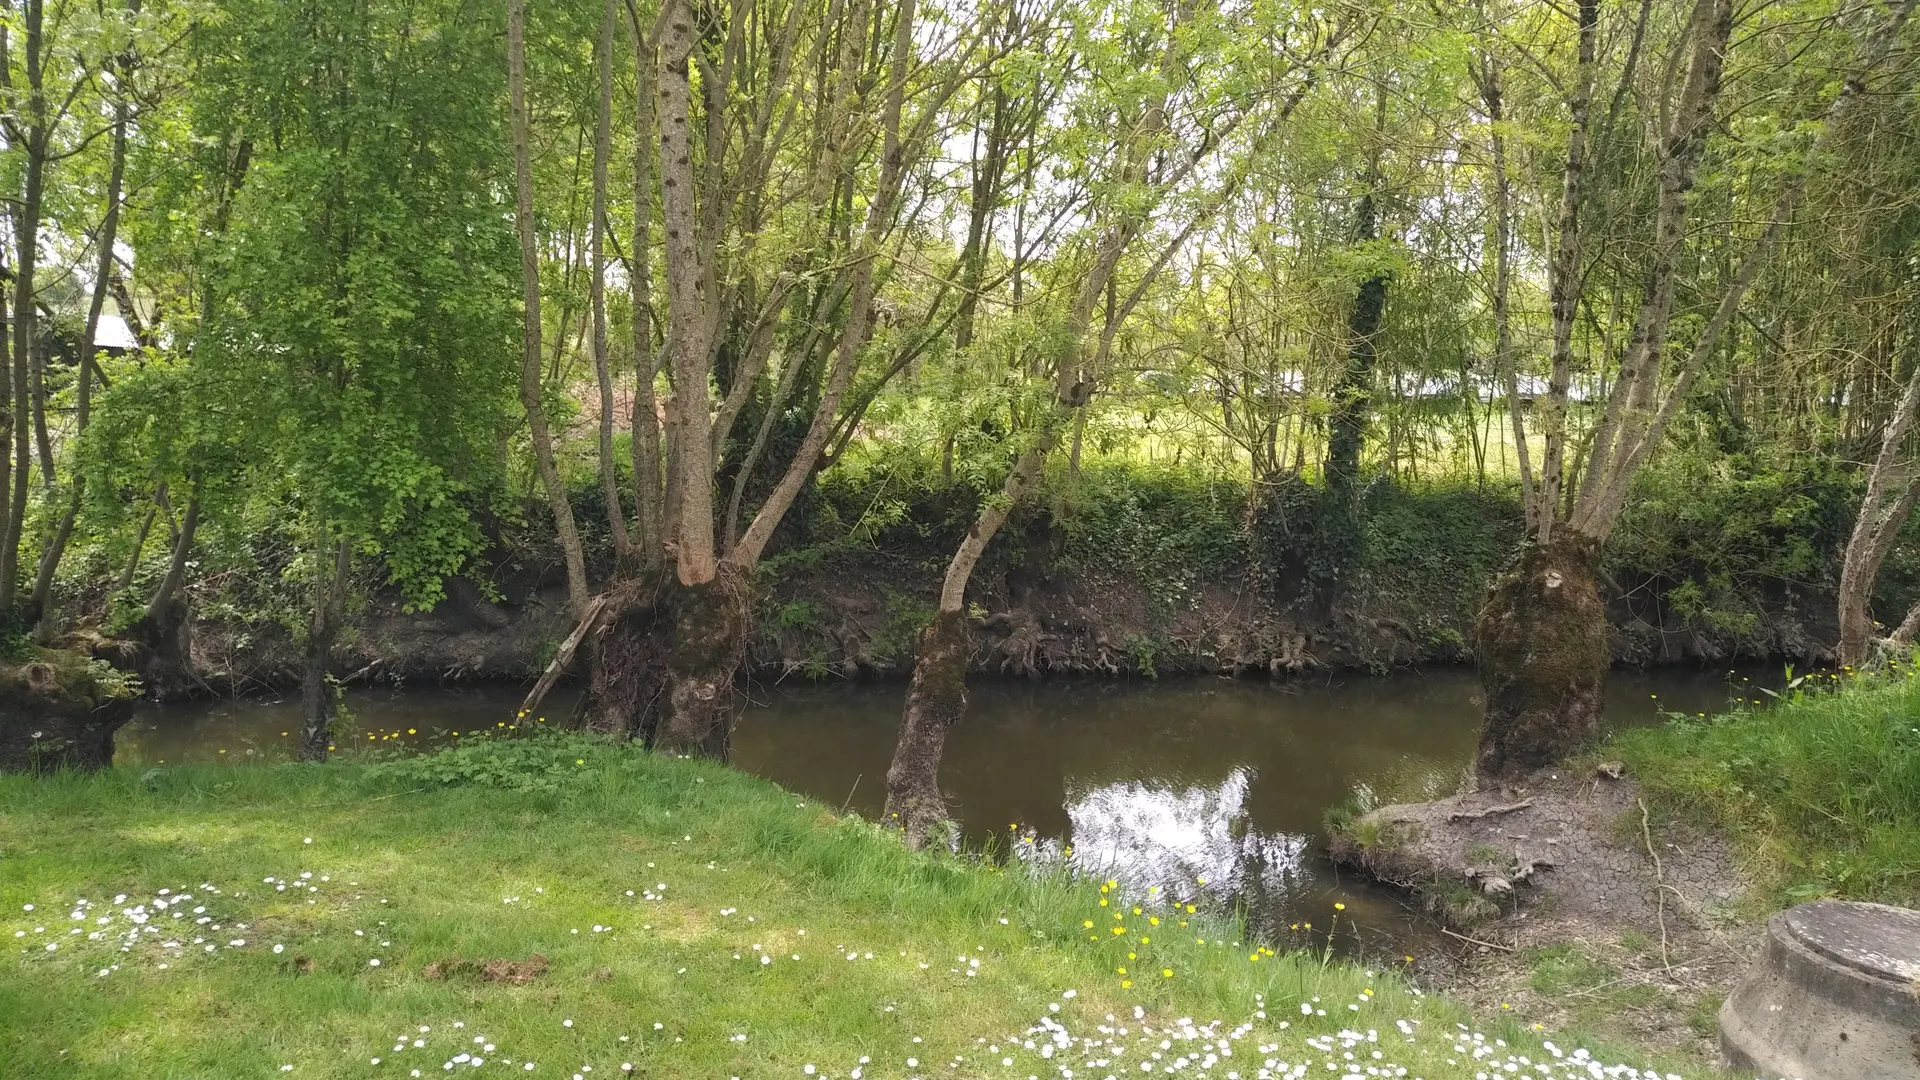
left=1331, top=769, right=1759, bottom=1064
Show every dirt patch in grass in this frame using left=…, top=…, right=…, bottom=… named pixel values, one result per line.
left=422, top=954, right=550, bottom=984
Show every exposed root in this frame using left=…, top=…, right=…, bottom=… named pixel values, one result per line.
left=1638, top=797, right=1673, bottom=974
left=1447, top=799, right=1534, bottom=822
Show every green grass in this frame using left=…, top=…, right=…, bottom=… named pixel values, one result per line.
left=2, top=733, right=1720, bottom=1079
left=1615, top=665, right=1920, bottom=908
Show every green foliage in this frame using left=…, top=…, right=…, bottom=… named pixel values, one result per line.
left=870, top=589, right=937, bottom=663
left=1124, top=633, right=1162, bottom=678
left=767, top=598, right=825, bottom=633
left=1358, top=482, right=1518, bottom=611
left=1608, top=449, right=1864, bottom=632
left=83, top=0, right=520, bottom=620
left=1616, top=666, right=1920, bottom=907
left=1061, top=461, right=1245, bottom=583
left=366, top=725, right=619, bottom=795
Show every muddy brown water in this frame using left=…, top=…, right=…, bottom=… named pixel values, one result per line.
left=119, top=666, right=1771, bottom=960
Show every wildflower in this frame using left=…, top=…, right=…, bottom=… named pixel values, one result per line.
left=1334, top=902, right=1345, bottom=911
left=1162, top=968, right=1173, bottom=978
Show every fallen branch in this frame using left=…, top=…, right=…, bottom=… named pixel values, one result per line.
left=518, top=595, right=611, bottom=719
left=1447, top=799, right=1534, bottom=822
left=1440, top=927, right=1514, bottom=952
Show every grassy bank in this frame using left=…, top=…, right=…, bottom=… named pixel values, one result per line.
left=1, top=733, right=1712, bottom=1079
left=1615, top=666, right=1920, bottom=909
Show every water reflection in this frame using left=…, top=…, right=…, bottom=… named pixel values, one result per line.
left=1062, top=767, right=1314, bottom=925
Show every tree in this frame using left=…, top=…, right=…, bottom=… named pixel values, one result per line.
left=513, top=0, right=989, bottom=759
left=1838, top=309, right=1920, bottom=665
left=1472, top=0, right=1918, bottom=779
left=155, top=0, right=522, bottom=760
left=883, top=0, right=1355, bottom=845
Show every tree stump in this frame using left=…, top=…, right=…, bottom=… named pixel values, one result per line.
left=1721, top=900, right=1920, bottom=1080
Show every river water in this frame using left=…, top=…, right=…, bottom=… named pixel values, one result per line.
left=118, top=666, right=1769, bottom=959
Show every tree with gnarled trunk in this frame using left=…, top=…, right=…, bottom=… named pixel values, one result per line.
left=1471, top=0, right=1919, bottom=781
left=511, top=0, right=996, bottom=759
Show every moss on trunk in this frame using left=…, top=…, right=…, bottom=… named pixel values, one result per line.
left=1474, top=534, right=1609, bottom=781
left=118, top=595, right=197, bottom=701
left=884, top=610, right=972, bottom=849
left=0, top=647, right=134, bottom=773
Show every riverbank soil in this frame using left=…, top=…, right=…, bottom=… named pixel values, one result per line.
left=0, top=649, right=134, bottom=773
left=165, top=525, right=1845, bottom=699
left=1330, top=767, right=1757, bottom=1064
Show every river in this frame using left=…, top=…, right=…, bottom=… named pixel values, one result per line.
left=118, top=665, right=1770, bottom=959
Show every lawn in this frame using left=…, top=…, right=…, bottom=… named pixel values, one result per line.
left=3, top=729, right=1712, bottom=1079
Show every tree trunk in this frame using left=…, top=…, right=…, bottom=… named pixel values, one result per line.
left=629, top=5, right=663, bottom=569
left=591, top=0, right=631, bottom=560
left=1886, top=599, right=1920, bottom=655
left=884, top=609, right=970, bottom=847
left=652, top=566, right=750, bottom=756
left=298, top=538, right=351, bottom=763
left=4, top=0, right=49, bottom=613
left=118, top=485, right=203, bottom=698
left=655, top=0, right=719, bottom=586
left=882, top=391, right=1072, bottom=842
left=1324, top=195, right=1386, bottom=502
left=0, top=249, right=12, bottom=616
left=115, top=502, right=157, bottom=594
left=1474, top=533, right=1610, bottom=782
left=32, top=86, right=129, bottom=627
left=1837, top=356, right=1920, bottom=666
left=509, top=0, right=591, bottom=617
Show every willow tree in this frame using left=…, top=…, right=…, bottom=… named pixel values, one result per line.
left=508, top=0, right=992, bottom=757
left=882, top=0, right=1358, bottom=845
left=1472, top=0, right=1918, bottom=779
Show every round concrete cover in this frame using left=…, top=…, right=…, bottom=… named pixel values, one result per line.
left=1782, top=900, right=1920, bottom=982
left=1721, top=900, right=1920, bottom=1080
